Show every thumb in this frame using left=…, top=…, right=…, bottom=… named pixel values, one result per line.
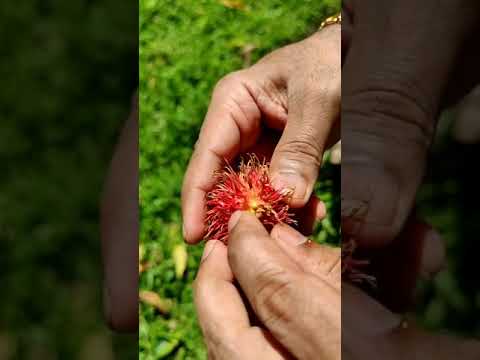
left=269, top=75, right=340, bottom=208
left=227, top=211, right=339, bottom=360
left=340, top=5, right=464, bottom=247
left=269, top=30, right=340, bottom=208
left=227, top=211, right=300, bottom=281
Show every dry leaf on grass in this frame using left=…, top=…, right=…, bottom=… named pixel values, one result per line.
left=220, top=0, right=245, bottom=10
left=241, top=43, right=256, bottom=67
left=172, top=243, right=188, bottom=279
left=140, top=290, right=173, bottom=314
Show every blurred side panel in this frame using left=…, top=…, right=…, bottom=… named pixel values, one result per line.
left=0, top=1, right=138, bottom=358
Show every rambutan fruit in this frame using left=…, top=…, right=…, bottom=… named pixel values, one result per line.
left=205, top=154, right=296, bottom=243
left=204, top=154, right=373, bottom=285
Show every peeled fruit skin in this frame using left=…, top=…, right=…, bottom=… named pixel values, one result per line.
left=204, top=154, right=296, bottom=244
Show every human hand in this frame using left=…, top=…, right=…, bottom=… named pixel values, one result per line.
left=194, top=209, right=478, bottom=359
left=341, top=0, right=480, bottom=247
left=344, top=219, right=479, bottom=359
left=343, top=283, right=480, bottom=360
left=182, top=24, right=340, bottom=244
left=194, top=211, right=340, bottom=360
left=100, top=94, right=138, bottom=332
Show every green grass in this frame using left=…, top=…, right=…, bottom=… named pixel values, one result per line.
left=139, top=0, right=340, bottom=358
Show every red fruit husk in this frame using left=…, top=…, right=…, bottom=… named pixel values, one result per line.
left=205, top=154, right=296, bottom=243
left=342, top=238, right=376, bottom=286
left=205, top=154, right=374, bottom=285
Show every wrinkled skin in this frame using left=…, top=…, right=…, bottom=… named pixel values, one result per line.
left=195, top=212, right=479, bottom=360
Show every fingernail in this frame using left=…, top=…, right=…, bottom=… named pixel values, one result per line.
left=201, top=240, right=218, bottom=263
left=228, top=210, right=242, bottom=232
left=315, top=200, right=327, bottom=220
left=275, top=224, right=309, bottom=246
left=271, top=172, right=307, bottom=203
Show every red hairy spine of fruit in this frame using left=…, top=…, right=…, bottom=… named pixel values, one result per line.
left=204, top=154, right=374, bottom=285
left=205, top=154, right=296, bottom=243
left=342, top=238, right=376, bottom=286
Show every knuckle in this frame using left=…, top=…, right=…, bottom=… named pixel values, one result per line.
left=309, top=248, right=342, bottom=281
left=343, top=84, right=435, bottom=147
left=277, top=133, right=322, bottom=169
left=203, top=329, right=236, bottom=360
left=205, top=336, right=243, bottom=360
left=227, top=230, right=256, bottom=266
left=291, top=64, right=340, bottom=102
left=215, top=70, right=247, bottom=92
left=252, top=264, right=298, bottom=326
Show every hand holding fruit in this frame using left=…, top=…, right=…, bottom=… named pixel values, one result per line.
left=181, top=24, right=340, bottom=244
left=194, top=211, right=340, bottom=360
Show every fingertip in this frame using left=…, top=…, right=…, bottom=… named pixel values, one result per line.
left=272, top=223, right=308, bottom=247
left=271, top=172, right=311, bottom=207
left=228, top=210, right=265, bottom=235
left=196, top=240, right=231, bottom=280
left=228, top=210, right=243, bottom=233
left=419, top=226, right=446, bottom=278
left=314, top=198, right=327, bottom=220
left=227, top=211, right=271, bottom=270
left=182, top=218, right=205, bottom=244
left=182, top=219, right=205, bottom=244
left=292, top=194, right=324, bottom=235
left=181, top=189, right=207, bottom=244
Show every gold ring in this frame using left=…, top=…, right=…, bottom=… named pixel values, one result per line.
left=319, top=13, right=342, bottom=30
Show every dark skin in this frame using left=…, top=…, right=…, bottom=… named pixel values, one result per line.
left=341, top=0, right=480, bottom=247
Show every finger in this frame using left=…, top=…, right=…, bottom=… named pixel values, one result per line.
left=228, top=211, right=339, bottom=360
left=181, top=71, right=262, bottom=244
left=341, top=2, right=466, bottom=248
left=342, top=283, right=402, bottom=341
left=101, top=97, right=138, bottom=332
left=194, top=240, right=251, bottom=342
left=289, top=194, right=325, bottom=235
left=443, top=29, right=480, bottom=108
left=271, top=223, right=341, bottom=286
left=269, top=26, right=341, bottom=208
left=245, top=130, right=326, bottom=234
left=227, top=211, right=301, bottom=302
left=453, top=85, right=480, bottom=144
left=418, top=224, right=445, bottom=279
left=195, top=240, right=290, bottom=360
left=371, top=218, right=446, bottom=313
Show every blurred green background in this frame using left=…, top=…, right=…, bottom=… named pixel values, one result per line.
left=139, top=0, right=340, bottom=358
left=0, top=0, right=137, bottom=359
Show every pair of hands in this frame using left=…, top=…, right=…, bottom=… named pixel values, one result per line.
left=195, top=211, right=340, bottom=360
left=101, top=0, right=480, bottom=357
left=195, top=211, right=461, bottom=359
